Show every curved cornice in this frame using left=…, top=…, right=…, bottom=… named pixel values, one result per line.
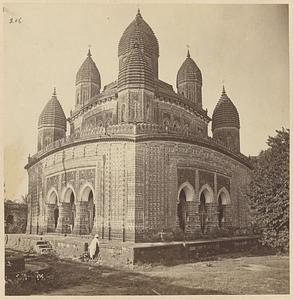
left=25, top=134, right=253, bottom=170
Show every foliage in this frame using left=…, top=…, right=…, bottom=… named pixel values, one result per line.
left=248, top=128, right=289, bottom=252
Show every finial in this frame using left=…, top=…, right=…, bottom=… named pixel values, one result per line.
left=222, top=85, right=226, bottom=95
left=53, top=87, right=56, bottom=96
left=87, top=47, right=92, bottom=57
left=186, top=45, right=190, bottom=58
left=137, top=8, right=141, bottom=17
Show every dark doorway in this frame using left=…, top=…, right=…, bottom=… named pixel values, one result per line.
left=70, top=192, right=75, bottom=232
left=54, top=207, right=59, bottom=229
left=199, top=192, right=207, bottom=234
left=217, top=195, right=224, bottom=228
left=177, top=189, right=187, bottom=232
left=88, top=190, right=95, bottom=233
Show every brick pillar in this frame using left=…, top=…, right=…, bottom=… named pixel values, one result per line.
left=205, top=203, right=212, bottom=232
left=26, top=195, right=32, bottom=234
left=223, top=205, right=232, bottom=228
left=46, top=204, right=56, bottom=233
left=56, top=202, right=71, bottom=234
left=72, top=201, right=89, bottom=235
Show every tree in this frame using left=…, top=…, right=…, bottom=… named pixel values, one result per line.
left=248, top=128, right=289, bottom=252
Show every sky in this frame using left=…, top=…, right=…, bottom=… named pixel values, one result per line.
left=2, top=3, right=289, bottom=200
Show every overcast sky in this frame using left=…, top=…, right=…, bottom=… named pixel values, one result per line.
left=2, top=3, right=289, bottom=200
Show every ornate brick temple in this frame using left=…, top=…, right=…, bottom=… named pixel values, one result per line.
left=25, top=10, right=253, bottom=242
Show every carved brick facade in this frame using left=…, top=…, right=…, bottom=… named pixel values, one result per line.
left=25, top=10, right=253, bottom=242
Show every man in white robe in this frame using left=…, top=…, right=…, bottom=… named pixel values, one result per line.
left=89, top=234, right=100, bottom=260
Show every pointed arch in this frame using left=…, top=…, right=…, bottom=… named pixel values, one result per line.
left=79, top=182, right=95, bottom=202
left=61, top=185, right=76, bottom=203
left=46, top=187, right=59, bottom=204
left=217, top=187, right=231, bottom=205
left=199, top=184, right=214, bottom=203
left=79, top=182, right=95, bottom=233
left=177, top=181, right=195, bottom=202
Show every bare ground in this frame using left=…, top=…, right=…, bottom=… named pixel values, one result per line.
left=6, top=250, right=289, bottom=295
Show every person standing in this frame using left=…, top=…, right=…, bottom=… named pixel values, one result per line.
left=89, top=234, right=100, bottom=260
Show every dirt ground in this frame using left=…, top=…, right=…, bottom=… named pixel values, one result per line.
left=6, top=250, right=289, bottom=295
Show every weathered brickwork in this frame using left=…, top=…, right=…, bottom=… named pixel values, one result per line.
left=25, top=11, right=253, bottom=244
left=26, top=141, right=137, bottom=240
left=199, top=170, right=214, bottom=191
left=217, top=174, right=230, bottom=193
left=134, top=141, right=251, bottom=242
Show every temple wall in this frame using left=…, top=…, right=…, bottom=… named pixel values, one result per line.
left=27, top=138, right=251, bottom=243
left=26, top=141, right=136, bottom=241
left=134, top=141, right=252, bottom=242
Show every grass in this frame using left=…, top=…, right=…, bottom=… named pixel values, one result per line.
left=6, top=249, right=289, bottom=295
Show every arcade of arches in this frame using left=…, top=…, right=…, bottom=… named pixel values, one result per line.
left=45, top=185, right=96, bottom=235
left=177, top=182, right=232, bottom=234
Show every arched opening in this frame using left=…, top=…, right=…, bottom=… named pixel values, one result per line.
left=177, top=182, right=195, bottom=232
left=217, top=188, right=231, bottom=228
left=183, top=124, right=189, bottom=136
left=80, top=185, right=95, bottom=234
left=173, top=121, right=180, bottom=131
left=163, top=118, right=170, bottom=131
left=178, top=182, right=195, bottom=202
left=177, top=189, right=187, bottom=232
left=63, top=187, right=76, bottom=233
left=198, top=186, right=213, bottom=234
left=46, top=189, right=59, bottom=233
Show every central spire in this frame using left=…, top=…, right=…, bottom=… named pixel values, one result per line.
left=187, top=49, right=190, bottom=58
left=118, top=8, right=159, bottom=78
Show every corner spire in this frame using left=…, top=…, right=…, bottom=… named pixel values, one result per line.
left=187, top=49, right=190, bottom=58
left=53, top=87, right=56, bottom=96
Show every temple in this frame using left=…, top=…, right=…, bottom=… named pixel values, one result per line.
left=25, top=10, right=252, bottom=242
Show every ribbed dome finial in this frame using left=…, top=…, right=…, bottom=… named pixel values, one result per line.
left=222, top=85, right=226, bottom=96
left=76, top=48, right=100, bottom=86
left=38, top=91, right=66, bottom=130
left=118, top=10, right=159, bottom=58
left=212, top=86, right=240, bottom=131
left=137, top=8, right=141, bottom=17
left=177, top=52, right=202, bottom=87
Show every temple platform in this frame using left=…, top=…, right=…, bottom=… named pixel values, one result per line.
left=5, top=234, right=259, bottom=266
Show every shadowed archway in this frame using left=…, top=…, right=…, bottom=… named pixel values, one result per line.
left=198, top=185, right=213, bottom=234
